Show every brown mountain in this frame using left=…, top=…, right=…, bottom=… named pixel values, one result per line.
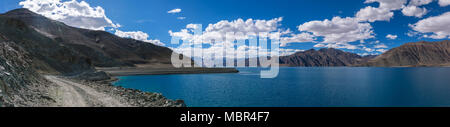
left=360, top=40, right=450, bottom=67
left=0, top=8, right=176, bottom=74
left=279, top=48, right=373, bottom=67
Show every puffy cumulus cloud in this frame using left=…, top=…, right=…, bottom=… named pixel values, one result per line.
left=376, top=49, right=388, bottom=53
left=409, top=0, right=433, bottom=6
left=356, top=6, right=394, bottom=22
left=356, top=0, right=409, bottom=22
left=115, top=30, right=165, bottom=46
left=204, top=18, right=283, bottom=35
left=410, top=12, right=450, bottom=39
left=401, top=0, right=433, bottom=18
left=170, top=18, right=285, bottom=43
left=19, top=0, right=119, bottom=31
left=298, top=16, right=374, bottom=47
left=169, top=18, right=287, bottom=59
left=186, top=24, right=200, bottom=29
left=402, top=6, right=428, bottom=17
left=280, top=33, right=315, bottom=47
left=374, top=43, right=388, bottom=48
left=362, top=47, right=375, bottom=52
left=168, top=8, right=181, bottom=14
left=364, top=0, right=407, bottom=10
left=439, top=0, right=450, bottom=6
left=279, top=49, right=304, bottom=56
left=313, top=43, right=359, bottom=50
left=386, top=34, right=398, bottom=39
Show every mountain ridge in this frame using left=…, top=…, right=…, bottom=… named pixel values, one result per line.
left=0, top=8, right=178, bottom=74
left=359, top=40, right=450, bottom=67
left=279, top=48, right=374, bottom=67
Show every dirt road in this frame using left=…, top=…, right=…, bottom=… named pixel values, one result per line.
left=45, top=76, right=128, bottom=107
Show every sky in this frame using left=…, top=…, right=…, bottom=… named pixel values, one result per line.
left=1, top=0, right=450, bottom=56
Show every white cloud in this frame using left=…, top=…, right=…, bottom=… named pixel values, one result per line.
left=364, top=0, right=407, bottom=11
left=170, top=18, right=284, bottom=43
left=177, top=17, right=186, bottom=20
left=386, top=34, right=398, bottom=39
left=376, top=49, right=388, bottom=53
left=439, top=0, right=450, bottom=6
left=280, top=33, right=315, bottom=47
left=279, top=49, right=304, bottom=56
left=204, top=18, right=283, bottom=35
left=356, top=0, right=409, bottom=22
left=400, top=0, right=433, bottom=18
left=409, top=0, right=433, bottom=6
left=169, top=18, right=285, bottom=59
left=374, top=43, right=388, bottom=48
left=293, top=0, right=411, bottom=51
left=19, top=0, right=119, bottom=31
left=115, top=30, right=165, bottom=46
left=168, top=8, right=181, bottom=14
left=313, top=43, right=359, bottom=50
left=356, top=6, right=394, bottom=22
left=402, top=6, right=428, bottom=18
left=186, top=24, right=200, bottom=29
left=363, top=47, right=375, bottom=52
left=410, top=12, right=450, bottom=39
left=298, top=16, right=374, bottom=47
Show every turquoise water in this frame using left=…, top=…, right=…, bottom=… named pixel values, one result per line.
left=114, top=67, right=450, bottom=107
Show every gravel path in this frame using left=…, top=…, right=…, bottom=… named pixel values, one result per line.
left=45, top=76, right=128, bottom=107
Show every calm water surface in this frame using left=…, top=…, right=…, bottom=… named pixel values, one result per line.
left=114, top=67, right=450, bottom=107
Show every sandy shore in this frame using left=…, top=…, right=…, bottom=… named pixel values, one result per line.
left=97, top=67, right=239, bottom=76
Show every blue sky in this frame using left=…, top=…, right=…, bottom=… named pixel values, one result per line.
left=1, top=0, right=450, bottom=56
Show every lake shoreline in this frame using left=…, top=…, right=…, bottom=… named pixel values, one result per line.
left=97, top=67, right=240, bottom=76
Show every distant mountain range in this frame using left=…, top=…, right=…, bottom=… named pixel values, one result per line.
left=279, top=48, right=376, bottom=67
left=279, top=40, right=450, bottom=67
left=360, top=40, right=450, bottom=67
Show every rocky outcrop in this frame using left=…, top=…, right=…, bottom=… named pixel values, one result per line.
left=360, top=40, right=450, bottom=67
left=0, top=40, right=56, bottom=107
left=279, top=48, right=372, bottom=67
left=0, top=11, right=94, bottom=74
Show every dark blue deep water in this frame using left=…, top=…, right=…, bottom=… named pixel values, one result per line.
left=113, top=67, right=450, bottom=107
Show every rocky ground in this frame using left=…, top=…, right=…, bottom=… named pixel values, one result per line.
left=0, top=41, right=57, bottom=107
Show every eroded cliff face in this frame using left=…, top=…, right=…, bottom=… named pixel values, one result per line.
left=361, top=40, right=450, bottom=67
left=0, top=40, right=55, bottom=107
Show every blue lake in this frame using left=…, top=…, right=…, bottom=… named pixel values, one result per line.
left=113, top=67, right=450, bottom=107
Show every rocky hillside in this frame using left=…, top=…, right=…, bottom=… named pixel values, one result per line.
left=1, top=34, right=185, bottom=107
left=0, top=8, right=175, bottom=74
left=0, top=9, right=187, bottom=107
left=0, top=36, right=56, bottom=107
left=279, top=48, right=372, bottom=67
left=360, top=40, right=450, bottom=67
